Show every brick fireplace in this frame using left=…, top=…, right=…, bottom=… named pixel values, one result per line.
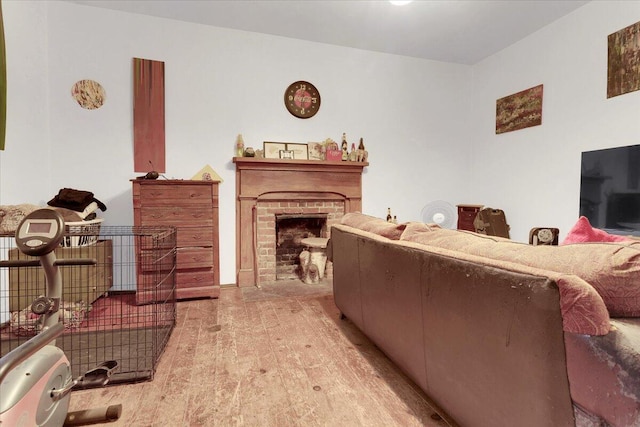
left=274, top=213, right=328, bottom=280
left=233, top=157, right=367, bottom=287
left=262, top=206, right=339, bottom=283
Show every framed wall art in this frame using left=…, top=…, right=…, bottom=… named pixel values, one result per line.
left=308, top=142, right=324, bottom=160
left=279, top=150, right=294, bottom=159
left=495, top=84, right=543, bottom=134
left=285, top=143, right=308, bottom=160
left=607, top=20, right=640, bottom=98
left=264, top=142, right=286, bottom=159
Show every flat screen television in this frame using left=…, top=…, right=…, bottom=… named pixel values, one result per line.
left=580, top=143, right=640, bottom=236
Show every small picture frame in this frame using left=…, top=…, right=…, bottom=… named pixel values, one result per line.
left=279, top=150, right=294, bottom=159
left=286, top=143, right=309, bottom=160
left=264, top=142, right=287, bottom=159
left=307, top=142, right=324, bottom=160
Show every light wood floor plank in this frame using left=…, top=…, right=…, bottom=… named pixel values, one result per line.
left=67, top=280, right=453, bottom=426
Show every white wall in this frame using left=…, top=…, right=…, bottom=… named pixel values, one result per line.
left=470, top=1, right=640, bottom=242
left=4, top=1, right=639, bottom=284
left=0, top=1, right=472, bottom=285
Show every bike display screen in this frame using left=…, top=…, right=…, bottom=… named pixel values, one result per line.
left=28, top=222, right=52, bottom=234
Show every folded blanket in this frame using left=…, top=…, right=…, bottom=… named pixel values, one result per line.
left=48, top=188, right=107, bottom=212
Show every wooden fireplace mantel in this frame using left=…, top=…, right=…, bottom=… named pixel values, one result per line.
left=234, top=157, right=367, bottom=287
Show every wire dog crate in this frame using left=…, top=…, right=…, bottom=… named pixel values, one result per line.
left=0, top=225, right=177, bottom=385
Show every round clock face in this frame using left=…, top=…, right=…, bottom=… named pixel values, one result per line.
left=284, top=81, right=321, bottom=119
left=537, top=228, right=554, bottom=243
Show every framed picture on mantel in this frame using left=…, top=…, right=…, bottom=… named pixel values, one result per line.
left=264, top=142, right=286, bottom=159
left=285, top=143, right=308, bottom=160
left=264, top=141, right=309, bottom=159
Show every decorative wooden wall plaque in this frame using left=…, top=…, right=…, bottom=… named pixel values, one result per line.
left=0, top=2, right=6, bottom=151
left=133, top=57, right=165, bottom=172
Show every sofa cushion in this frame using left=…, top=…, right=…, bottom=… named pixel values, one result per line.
left=401, top=222, right=639, bottom=319
left=340, top=212, right=407, bottom=240
left=398, top=224, right=610, bottom=336
left=562, top=216, right=632, bottom=245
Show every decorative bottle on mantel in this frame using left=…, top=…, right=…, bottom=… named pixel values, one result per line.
left=236, top=134, right=245, bottom=157
left=386, top=208, right=392, bottom=222
left=341, top=133, right=349, bottom=161
left=348, top=143, right=357, bottom=161
left=357, top=137, right=368, bottom=162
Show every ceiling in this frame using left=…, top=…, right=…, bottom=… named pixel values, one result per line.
left=65, top=0, right=590, bottom=64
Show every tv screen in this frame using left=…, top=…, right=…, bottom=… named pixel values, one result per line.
left=580, top=144, right=640, bottom=236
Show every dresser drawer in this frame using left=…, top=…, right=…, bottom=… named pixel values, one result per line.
left=138, top=248, right=176, bottom=273
left=139, top=184, right=214, bottom=205
left=177, top=227, right=214, bottom=248
left=177, top=247, right=213, bottom=269
left=458, top=210, right=478, bottom=222
left=176, top=269, right=214, bottom=288
left=140, top=207, right=213, bottom=226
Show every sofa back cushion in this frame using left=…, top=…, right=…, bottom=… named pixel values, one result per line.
left=401, top=222, right=640, bottom=318
left=340, top=212, right=407, bottom=240
left=397, top=223, right=610, bottom=335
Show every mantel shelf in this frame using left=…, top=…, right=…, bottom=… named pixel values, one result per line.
left=233, top=157, right=368, bottom=169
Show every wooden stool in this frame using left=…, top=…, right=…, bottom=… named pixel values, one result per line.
left=300, top=237, right=329, bottom=283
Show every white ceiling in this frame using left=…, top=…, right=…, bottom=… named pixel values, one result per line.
left=64, top=0, right=590, bottom=64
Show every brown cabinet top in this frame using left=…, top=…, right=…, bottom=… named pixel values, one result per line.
left=131, top=179, right=219, bottom=185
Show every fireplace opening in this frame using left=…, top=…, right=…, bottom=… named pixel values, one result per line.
left=275, top=214, right=328, bottom=280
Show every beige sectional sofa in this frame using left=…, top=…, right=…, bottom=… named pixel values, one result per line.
left=328, top=213, right=640, bottom=427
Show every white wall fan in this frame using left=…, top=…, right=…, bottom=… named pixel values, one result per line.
left=420, top=200, right=457, bottom=229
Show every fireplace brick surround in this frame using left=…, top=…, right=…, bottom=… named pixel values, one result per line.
left=259, top=201, right=343, bottom=282
left=234, top=157, right=367, bottom=287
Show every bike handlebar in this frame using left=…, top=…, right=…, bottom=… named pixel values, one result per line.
left=0, top=258, right=97, bottom=268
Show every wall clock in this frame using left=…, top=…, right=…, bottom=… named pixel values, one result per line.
left=284, top=81, right=321, bottom=119
left=529, top=227, right=559, bottom=245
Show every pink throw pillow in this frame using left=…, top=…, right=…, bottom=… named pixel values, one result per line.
left=561, top=216, right=632, bottom=245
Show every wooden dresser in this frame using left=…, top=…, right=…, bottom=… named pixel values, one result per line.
left=132, top=179, right=220, bottom=300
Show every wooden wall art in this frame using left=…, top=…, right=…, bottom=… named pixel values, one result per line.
left=0, top=1, right=6, bottom=151
left=133, top=57, right=165, bottom=173
left=607, top=20, right=640, bottom=99
left=71, top=80, right=106, bottom=110
left=495, top=84, right=543, bottom=134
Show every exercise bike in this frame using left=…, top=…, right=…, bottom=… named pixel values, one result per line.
left=0, top=208, right=122, bottom=426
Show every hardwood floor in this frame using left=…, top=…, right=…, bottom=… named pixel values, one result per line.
left=68, top=280, right=453, bottom=426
